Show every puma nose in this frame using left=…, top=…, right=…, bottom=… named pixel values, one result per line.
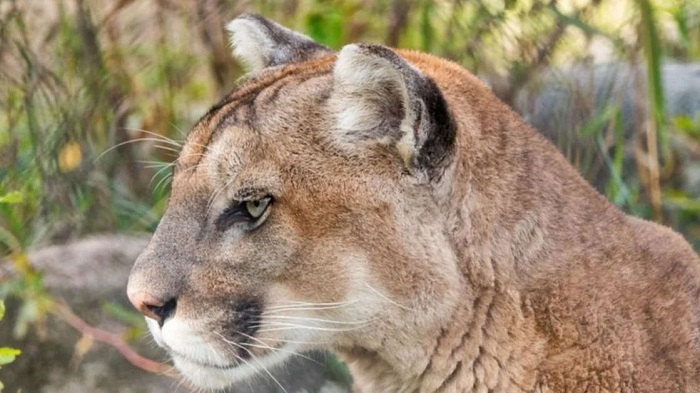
left=128, top=291, right=177, bottom=327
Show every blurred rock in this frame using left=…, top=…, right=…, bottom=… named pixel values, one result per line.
left=512, top=62, right=700, bottom=197
left=0, top=235, right=350, bottom=393
left=516, top=62, right=700, bottom=141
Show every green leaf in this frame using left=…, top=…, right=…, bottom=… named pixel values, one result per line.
left=325, top=353, right=352, bottom=384
left=0, top=301, right=4, bottom=321
left=0, top=191, right=23, bottom=204
left=0, top=348, right=20, bottom=365
left=0, top=227, right=21, bottom=254
left=672, top=115, right=700, bottom=137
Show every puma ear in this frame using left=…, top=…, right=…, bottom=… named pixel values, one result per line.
left=331, top=44, right=456, bottom=179
left=226, top=13, right=331, bottom=72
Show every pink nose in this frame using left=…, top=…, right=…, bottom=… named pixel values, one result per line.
left=127, top=291, right=175, bottom=326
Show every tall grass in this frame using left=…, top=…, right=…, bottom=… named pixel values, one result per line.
left=2, top=0, right=698, bottom=251
left=638, top=0, right=666, bottom=221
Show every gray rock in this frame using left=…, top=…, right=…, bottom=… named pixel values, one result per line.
left=517, top=62, right=700, bottom=142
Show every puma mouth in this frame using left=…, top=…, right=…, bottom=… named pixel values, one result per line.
left=170, top=350, right=240, bottom=370
left=167, top=338, right=294, bottom=389
left=171, top=352, right=260, bottom=389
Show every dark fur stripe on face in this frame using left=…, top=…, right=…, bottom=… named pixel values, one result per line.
left=179, top=58, right=336, bottom=171
left=222, top=296, right=263, bottom=359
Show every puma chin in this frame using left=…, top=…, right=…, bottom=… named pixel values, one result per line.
left=144, top=318, right=267, bottom=389
left=144, top=315, right=294, bottom=389
left=128, top=12, right=700, bottom=393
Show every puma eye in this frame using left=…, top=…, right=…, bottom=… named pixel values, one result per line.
left=245, top=198, right=270, bottom=219
left=215, top=197, right=272, bottom=231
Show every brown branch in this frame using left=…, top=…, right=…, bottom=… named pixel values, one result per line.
left=386, top=0, right=411, bottom=48
left=645, top=119, right=663, bottom=221
left=51, top=299, right=176, bottom=377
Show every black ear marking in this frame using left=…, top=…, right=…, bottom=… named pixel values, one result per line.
left=227, top=13, right=331, bottom=72
left=413, top=76, right=457, bottom=179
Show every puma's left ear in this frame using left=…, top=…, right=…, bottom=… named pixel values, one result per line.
left=331, top=44, right=456, bottom=180
left=226, top=13, right=331, bottom=72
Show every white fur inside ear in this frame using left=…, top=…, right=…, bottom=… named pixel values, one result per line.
left=333, top=45, right=404, bottom=131
left=226, top=18, right=273, bottom=72
left=226, top=15, right=328, bottom=73
left=332, top=44, right=418, bottom=164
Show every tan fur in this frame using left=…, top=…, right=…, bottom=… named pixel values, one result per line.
left=127, top=19, right=700, bottom=393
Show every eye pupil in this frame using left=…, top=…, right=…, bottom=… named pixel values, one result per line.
left=215, top=197, right=272, bottom=231
left=244, top=197, right=271, bottom=219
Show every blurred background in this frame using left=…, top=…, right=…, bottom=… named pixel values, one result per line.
left=1, top=0, right=699, bottom=392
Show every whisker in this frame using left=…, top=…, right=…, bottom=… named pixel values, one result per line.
left=143, top=164, right=172, bottom=169
left=176, top=163, right=201, bottom=176
left=238, top=341, right=323, bottom=366
left=246, top=337, right=330, bottom=346
left=154, top=143, right=182, bottom=154
left=205, top=174, right=237, bottom=215
left=122, top=127, right=184, bottom=147
left=94, top=137, right=179, bottom=162
left=262, top=315, right=374, bottom=325
left=168, top=121, right=188, bottom=139
left=215, top=332, right=288, bottom=393
left=171, top=371, right=189, bottom=392
left=254, top=323, right=369, bottom=333
left=184, top=141, right=214, bottom=151
left=153, top=172, right=173, bottom=194
left=138, top=159, right=175, bottom=165
left=235, top=331, right=323, bottom=366
left=207, top=333, right=257, bottom=372
left=363, top=282, right=417, bottom=312
left=269, top=300, right=357, bottom=307
left=240, top=331, right=330, bottom=349
left=264, top=300, right=358, bottom=313
left=149, top=162, right=175, bottom=187
left=263, top=306, right=357, bottom=315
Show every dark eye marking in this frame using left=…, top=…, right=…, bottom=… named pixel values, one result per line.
left=215, top=196, right=272, bottom=231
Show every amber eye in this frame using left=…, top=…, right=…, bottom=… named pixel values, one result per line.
left=215, top=197, right=272, bottom=231
left=245, top=198, right=271, bottom=219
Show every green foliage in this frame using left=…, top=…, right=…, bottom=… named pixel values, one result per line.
left=324, top=352, right=353, bottom=385
left=0, top=300, right=22, bottom=392
left=674, top=115, right=700, bottom=138
left=0, top=191, right=25, bottom=255
left=0, top=346, right=20, bottom=367
left=0, top=188, right=55, bottom=339
left=0, top=192, right=23, bottom=205
left=305, top=2, right=347, bottom=48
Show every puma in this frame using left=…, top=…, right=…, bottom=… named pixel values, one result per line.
left=127, top=14, right=700, bottom=392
